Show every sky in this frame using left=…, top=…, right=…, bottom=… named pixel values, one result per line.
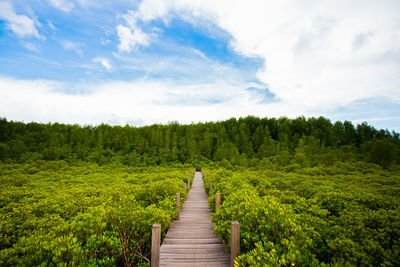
left=0, top=0, right=399, bottom=131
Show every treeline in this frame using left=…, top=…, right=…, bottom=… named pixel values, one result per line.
left=0, top=116, right=399, bottom=168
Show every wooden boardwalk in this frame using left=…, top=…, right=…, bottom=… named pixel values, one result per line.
left=160, top=171, right=230, bottom=266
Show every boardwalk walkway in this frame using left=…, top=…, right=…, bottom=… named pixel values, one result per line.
left=160, top=171, right=230, bottom=266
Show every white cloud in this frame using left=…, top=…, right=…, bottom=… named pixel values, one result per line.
left=0, top=76, right=297, bottom=125
left=47, top=20, right=57, bottom=30
left=1, top=75, right=399, bottom=131
left=192, top=49, right=207, bottom=60
left=116, top=22, right=150, bottom=52
left=0, top=1, right=41, bottom=38
left=92, top=57, right=112, bottom=72
left=61, top=40, right=84, bottom=54
left=22, top=42, right=40, bottom=53
left=121, top=0, right=400, bottom=110
left=47, top=0, right=74, bottom=13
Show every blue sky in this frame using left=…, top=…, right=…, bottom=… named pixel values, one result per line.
left=0, top=0, right=399, bottom=131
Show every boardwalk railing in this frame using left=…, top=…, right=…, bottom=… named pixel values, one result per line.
left=151, top=224, right=161, bottom=267
left=231, top=221, right=240, bottom=266
left=154, top=169, right=234, bottom=266
left=215, top=192, right=221, bottom=210
left=175, top=193, right=180, bottom=220
left=151, top=169, right=240, bottom=267
left=151, top=169, right=194, bottom=266
left=203, top=168, right=241, bottom=267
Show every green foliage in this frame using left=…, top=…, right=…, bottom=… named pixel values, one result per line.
left=369, top=139, right=398, bottom=168
left=0, top=162, right=191, bottom=266
left=1, top=116, right=399, bottom=168
left=205, top=162, right=400, bottom=266
left=0, top=143, right=9, bottom=160
left=213, top=189, right=318, bottom=266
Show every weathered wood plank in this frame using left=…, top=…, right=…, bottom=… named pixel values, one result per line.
left=162, top=239, right=223, bottom=245
left=161, top=264, right=227, bottom=267
left=160, top=171, right=229, bottom=266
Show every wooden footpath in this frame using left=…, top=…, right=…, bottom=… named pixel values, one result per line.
left=159, top=171, right=230, bottom=266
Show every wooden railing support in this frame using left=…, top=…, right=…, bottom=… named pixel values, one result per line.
left=151, top=224, right=161, bottom=267
left=231, top=221, right=240, bottom=267
left=215, top=192, right=220, bottom=210
left=231, top=222, right=240, bottom=267
left=184, top=182, right=187, bottom=193
left=187, top=176, right=190, bottom=190
left=209, top=182, right=213, bottom=194
left=201, top=168, right=207, bottom=178
left=176, top=193, right=180, bottom=220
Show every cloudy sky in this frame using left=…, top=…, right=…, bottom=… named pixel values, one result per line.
left=0, top=0, right=399, bottom=130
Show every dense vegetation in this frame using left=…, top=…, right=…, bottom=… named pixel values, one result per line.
left=1, top=116, right=399, bottom=168
left=0, top=161, right=192, bottom=266
left=204, top=162, right=400, bottom=266
left=0, top=116, right=399, bottom=266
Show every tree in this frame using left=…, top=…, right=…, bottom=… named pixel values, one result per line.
left=7, top=139, right=27, bottom=160
left=370, top=139, right=397, bottom=168
left=252, top=125, right=265, bottom=153
left=343, top=121, right=357, bottom=145
left=214, top=142, right=239, bottom=162
left=0, top=143, right=9, bottom=161
left=333, top=121, right=345, bottom=146
left=257, top=126, right=277, bottom=158
left=293, top=138, right=308, bottom=167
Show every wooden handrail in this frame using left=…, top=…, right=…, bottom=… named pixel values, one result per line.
left=176, top=193, right=180, bottom=220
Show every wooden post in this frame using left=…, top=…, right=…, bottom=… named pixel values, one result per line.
left=187, top=176, right=190, bottom=189
left=184, top=182, right=187, bottom=193
left=176, top=193, right=180, bottom=220
left=231, top=221, right=240, bottom=267
left=209, top=182, right=213, bottom=194
left=215, top=192, right=221, bottom=210
left=151, top=224, right=161, bottom=267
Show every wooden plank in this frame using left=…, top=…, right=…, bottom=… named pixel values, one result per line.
left=161, top=248, right=227, bottom=253
left=161, top=244, right=226, bottom=248
left=162, top=259, right=230, bottom=262
left=160, top=171, right=230, bottom=266
left=164, top=233, right=219, bottom=239
left=162, top=239, right=223, bottom=245
left=161, top=258, right=229, bottom=262
left=161, top=264, right=227, bottom=267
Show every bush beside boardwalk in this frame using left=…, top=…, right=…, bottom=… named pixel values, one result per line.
left=0, top=162, right=191, bottom=266
left=206, top=162, right=400, bottom=266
